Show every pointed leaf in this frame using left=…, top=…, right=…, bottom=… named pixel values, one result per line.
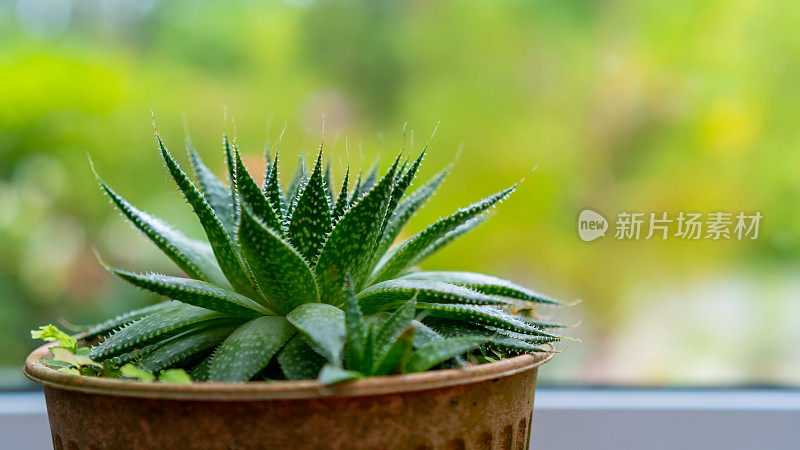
left=400, top=271, right=562, bottom=306
left=107, top=267, right=269, bottom=317
left=234, top=148, right=284, bottom=237
left=371, top=297, right=416, bottom=373
left=331, top=165, right=350, bottom=225
left=94, top=170, right=227, bottom=286
left=378, top=162, right=451, bottom=257
left=263, top=150, right=285, bottom=219
left=318, top=364, right=363, bottom=385
left=104, top=342, right=161, bottom=368
left=89, top=302, right=228, bottom=359
left=411, top=319, right=443, bottom=348
left=417, top=303, right=563, bottom=339
left=485, top=326, right=561, bottom=345
left=403, top=336, right=488, bottom=373
left=410, top=216, right=488, bottom=269
left=286, top=303, right=345, bottom=364
left=158, top=137, right=255, bottom=297
left=288, top=151, right=333, bottom=264
left=343, top=275, right=367, bottom=372
left=373, top=150, right=425, bottom=259
left=208, top=316, right=295, bottom=381
left=284, top=155, right=306, bottom=208
left=323, top=162, right=334, bottom=209
left=373, top=326, right=415, bottom=375
left=360, top=160, right=379, bottom=196
left=371, top=183, right=517, bottom=283
left=277, top=334, right=326, bottom=380
left=348, top=172, right=362, bottom=206
left=358, top=279, right=513, bottom=313
left=238, top=205, right=319, bottom=314
left=427, top=319, right=553, bottom=354
left=316, top=158, right=401, bottom=304
left=371, top=297, right=416, bottom=371
left=222, top=134, right=237, bottom=188
left=83, top=302, right=173, bottom=339
left=187, top=142, right=235, bottom=236
left=190, top=354, right=214, bottom=381
left=139, top=322, right=240, bottom=372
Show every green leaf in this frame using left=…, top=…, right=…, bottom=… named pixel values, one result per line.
left=399, top=271, right=563, bottom=306
left=158, top=137, right=255, bottom=297
left=31, top=324, right=77, bottom=352
left=371, top=183, right=517, bottom=283
left=318, top=363, right=363, bottom=385
left=417, top=303, right=563, bottom=339
left=343, top=275, right=367, bottom=372
left=42, top=359, right=73, bottom=369
left=288, top=151, right=333, bottom=264
left=378, top=162, right=451, bottom=258
left=120, top=363, right=156, bottom=382
left=427, top=319, right=553, bottom=354
left=330, top=165, right=350, bottom=225
left=50, top=347, right=103, bottom=369
left=373, top=326, right=415, bottom=375
left=403, top=336, right=488, bottom=373
left=104, top=343, right=161, bottom=368
left=90, top=302, right=228, bottom=359
left=83, top=302, right=172, bottom=339
left=410, top=319, right=443, bottom=348
left=57, top=367, right=80, bottom=376
left=373, top=150, right=426, bottom=258
left=139, top=322, right=240, bottom=372
left=487, top=336, right=551, bottom=353
left=189, top=355, right=213, bottom=381
left=238, top=204, right=319, bottom=314
left=263, top=150, right=285, bottom=219
left=105, top=266, right=270, bottom=318
left=186, top=142, right=235, bottom=237
left=371, top=297, right=416, bottom=372
left=208, top=316, right=295, bottom=382
left=348, top=172, right=362, bottom=206
left=286, top=303, right=345, bottom=364
left=93, top=167, right=228, bottom=286
left=323, top=162, right=334, bottom=209
left=234, top=147, right=285, bottom=237
left=315, top=157, right=401, bottom=304
left=484, top=326, right=561, bottom=345
left=402, top=216, right=488, bottom=270
left=284, top=155, right=307, bottom=212
left=222, top=135, right=238, bottom=191
left=358, top=279, right=513, bottom=313
left=359, top=160, right=380, bottom=196
left=277, top=334, right=326, bottom=380
left=158, top=369, right=193, bottom=384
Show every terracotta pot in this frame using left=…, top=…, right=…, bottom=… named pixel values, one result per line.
left=25, top=343, right=551, bottom=450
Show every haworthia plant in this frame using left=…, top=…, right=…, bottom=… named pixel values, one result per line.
left=36, top=123, right=568, bottom=383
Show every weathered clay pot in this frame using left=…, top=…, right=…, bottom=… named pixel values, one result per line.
left=25, top=343, right=551, bottom=450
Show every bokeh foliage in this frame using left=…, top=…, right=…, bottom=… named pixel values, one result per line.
left=1, top=0, right=798, bottom=385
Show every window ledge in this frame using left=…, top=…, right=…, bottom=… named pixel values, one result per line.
left=2, top=388, right=798, bottom=449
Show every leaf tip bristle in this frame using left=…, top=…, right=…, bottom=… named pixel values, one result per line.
left=91, top=247, right=111, bottom=271
left=563, top=298, right=582, bottom=307
left=429, top=121, right=440, bottom=144
left=519, top=165, right=538, bottom=184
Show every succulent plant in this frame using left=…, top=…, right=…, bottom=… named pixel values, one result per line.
left=60, top=125, right=565, bottom=383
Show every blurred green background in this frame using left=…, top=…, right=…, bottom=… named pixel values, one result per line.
left=1, top=0, right=798, bottom=387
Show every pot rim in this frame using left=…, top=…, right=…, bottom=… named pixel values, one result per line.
left=24, top=342, right=552, bottom=401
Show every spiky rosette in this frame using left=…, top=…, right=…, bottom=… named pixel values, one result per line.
left=82, top=125, right=566, bottom=383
